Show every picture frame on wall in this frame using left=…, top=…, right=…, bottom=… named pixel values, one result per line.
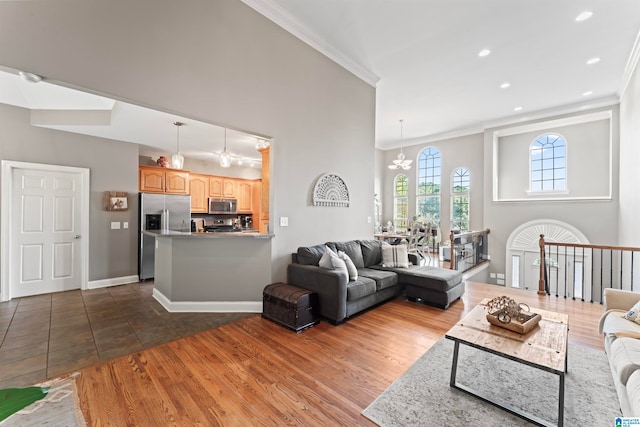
left=104, top=191, right=129, bottom=211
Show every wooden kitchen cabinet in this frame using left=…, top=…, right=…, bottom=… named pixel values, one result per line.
left=139, top=166, right=189, bottom=194
left=237, top=180, right=253, bottom=212
left=208, top=177, right=223, bottom=198
left=209, top=176, right=238, bottom=198
left=223, top=179, right=238, bottom=198
left=165, top=170, right=189, bottom=194
left=189, top=174, right=209, bottom=213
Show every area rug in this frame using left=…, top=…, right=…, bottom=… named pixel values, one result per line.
left=0, top=373, right=86, bottom=426
left=363, top=338, right=621, bottom=426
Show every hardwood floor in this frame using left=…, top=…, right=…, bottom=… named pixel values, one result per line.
left=75, top=282, right=605, bottom=426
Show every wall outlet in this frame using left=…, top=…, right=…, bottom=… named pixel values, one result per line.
left=123, top=222, right=129, bottom=229
left=367, top=216, right=372, bottom=224
left=490, top=273, right=496, bottom=279
left=497, top=279, right=505, bottom=285
left=111, top=221, right=120, bottom=230
left=280, top=217, right=289, bottom=227
left=496, top=273, right=505, bottom=279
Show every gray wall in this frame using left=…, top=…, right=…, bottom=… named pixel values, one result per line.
left=483, top=107, right=619, bottom=281
left=0, top=103, right=139, bottom=281
left=382, top=133, right=485, bottom=233
left=619, top=55, right=640, bottom=247
left=0, top=0, right=375, bottom=285
left=496, top=119, right=611, bottom=200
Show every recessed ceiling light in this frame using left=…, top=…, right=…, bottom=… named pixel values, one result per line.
left=586, top=57, right=600, bottom=65
left=582, top=91, right=593, bottom=96
left=500, top=82, right=511, bottom=89
left=514, top=106, right=523, bottom=112
left=18, top=71, right=42, bottom=83
left=478, top=49, right=491, bottom=57
left=576, top=11, right=593, bottom=22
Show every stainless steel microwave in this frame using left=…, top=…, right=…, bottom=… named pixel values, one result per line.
left=208, top=198, right=237, bottom=215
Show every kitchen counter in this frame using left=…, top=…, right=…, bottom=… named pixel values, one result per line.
left=146, top=229, right=272, bottom=313
left=142, top=230, right=273, bottom=239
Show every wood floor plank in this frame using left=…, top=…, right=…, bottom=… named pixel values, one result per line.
left=76, top=281, right=606, bottom=425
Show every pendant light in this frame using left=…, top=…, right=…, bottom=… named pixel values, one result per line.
left=220, top=128, right=231, bottom=168
left=388, top=119, right=412, bottom=170
left=171, top=122, right=185, bottom=169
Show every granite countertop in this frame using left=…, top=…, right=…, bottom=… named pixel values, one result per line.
left=142, top=230, right=274, bottom=239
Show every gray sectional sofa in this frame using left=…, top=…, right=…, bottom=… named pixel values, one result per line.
left=286, top=239, right=464, bottom=324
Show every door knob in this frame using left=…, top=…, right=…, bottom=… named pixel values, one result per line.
left=74, top=235, right=81, bottom=239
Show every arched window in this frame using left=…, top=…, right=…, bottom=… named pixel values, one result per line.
left=394, top=174, right=408, bottom=231
left=530, top=134, right=566, bottom=192
left=451, top=168, right=470, bottom=231
left=416, top=147, right=441, bottom=224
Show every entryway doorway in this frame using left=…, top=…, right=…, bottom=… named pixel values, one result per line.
left=505, top=219, right=590, bottom=297
left=1, top=161, right=90, bottom=301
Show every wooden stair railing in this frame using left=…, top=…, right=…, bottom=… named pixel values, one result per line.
left=538, top=234, right=640, bottom=303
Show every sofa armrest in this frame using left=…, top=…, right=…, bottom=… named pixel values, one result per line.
left=598, top=308, right=626, bottom=334
left=604, top=288, right=640, bottom=312
left=286, top=263, right=349, bottom=323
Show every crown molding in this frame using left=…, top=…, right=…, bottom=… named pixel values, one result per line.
left=380, top=97, right=619, bottom=151
left=241, top=0, right=380, bottom=87
left=618, top=27, right=640, bottom=100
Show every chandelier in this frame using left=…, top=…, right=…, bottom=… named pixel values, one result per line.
left=388, top=119, right=412, bottom=170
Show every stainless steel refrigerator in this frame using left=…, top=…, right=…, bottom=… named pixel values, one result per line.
left=139, top=193, right=191, bottom=280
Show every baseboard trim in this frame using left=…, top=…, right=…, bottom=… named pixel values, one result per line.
left=152, top=288, right=263, bottom=313
left=87, top=275, right=140, bottom=289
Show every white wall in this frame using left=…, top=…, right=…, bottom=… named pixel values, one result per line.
left=0, top=0, right=376, bottom=284
left=619, top=55, right=640, bottom=246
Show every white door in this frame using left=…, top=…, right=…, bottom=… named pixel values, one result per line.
left=5, top=165, right=86, bottom=298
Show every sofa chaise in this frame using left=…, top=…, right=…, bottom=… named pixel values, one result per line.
left=286, top=239, right=464, bottom=324
left=598, top=288, right=640, bottom=416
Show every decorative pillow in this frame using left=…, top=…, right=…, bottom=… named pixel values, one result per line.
left=381, top=244, right=410, bottom=268
left=296, top=244, right=326, bottom=266
left=623, top=300, right=640, bottom=324
left=338, top=250, right=358, bottom=281
left=318, top=245, right=348, bottom=275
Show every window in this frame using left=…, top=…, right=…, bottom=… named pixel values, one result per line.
left=416, top=147, right=441, bottom=224
left=530, top=134, right=566, bottom=192
left=451, top=168, right=470, bottom=231
left=393, top=174, right=409, bottom=231
left=511, top=255, right=520, bottom=288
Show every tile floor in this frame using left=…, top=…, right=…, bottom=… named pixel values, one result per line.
left=0, top=282, right=254, bottom=389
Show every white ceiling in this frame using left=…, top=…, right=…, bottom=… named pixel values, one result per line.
left=2, top=1, right=640, bottom=155
left=0, top=69, right=266, bottom=167
left=246, top=0, right=640, bottom=149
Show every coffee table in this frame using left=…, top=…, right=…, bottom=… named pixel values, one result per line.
left=445, top=299, right=569, bottom=427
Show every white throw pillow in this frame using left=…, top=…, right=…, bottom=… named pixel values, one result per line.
left=338, top=250, right=358, bottom=281
left=381, top=244, right=410, bottom=268
left=319, top=245, right=348, bottom=276
left=624, top=300, right=640, bottom=325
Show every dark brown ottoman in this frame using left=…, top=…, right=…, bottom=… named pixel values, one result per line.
left=262, top=282, right=319, bottom=332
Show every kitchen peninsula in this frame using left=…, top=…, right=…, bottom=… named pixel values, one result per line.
left=145, top=230, right=273, bottom=312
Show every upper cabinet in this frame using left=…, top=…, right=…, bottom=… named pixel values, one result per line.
left=209, top=177, right=239, bottom=199
left=237, top=180, right=253, bottom=213
left=142, top=166, right=261, bottom=215
left=139, top=166, right=189, bottom=194
left=189, top=174, right=209, bottom=213
left=223, top=179, right=238, bottom=198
